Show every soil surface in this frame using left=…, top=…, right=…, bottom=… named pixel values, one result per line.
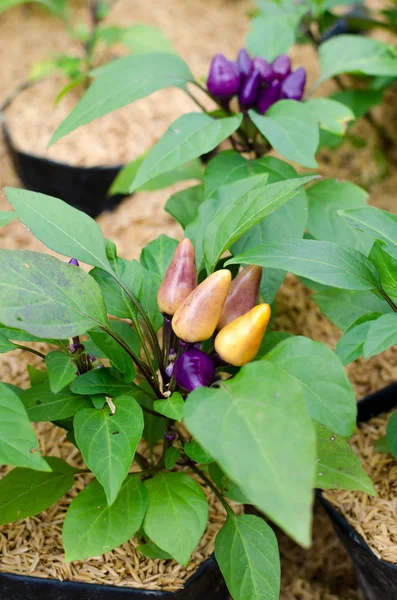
left=2, top=0, right=397, bottom=598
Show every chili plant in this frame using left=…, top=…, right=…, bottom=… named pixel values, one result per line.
left=0, top=173, right=375, bottom=600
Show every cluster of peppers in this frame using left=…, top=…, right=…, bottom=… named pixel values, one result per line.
left=207, top=48, right=307, bottom=114
left=158, top=239, right=271, bottom=392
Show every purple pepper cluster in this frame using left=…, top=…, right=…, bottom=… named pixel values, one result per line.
left=206, top=49, right=306, bottom=114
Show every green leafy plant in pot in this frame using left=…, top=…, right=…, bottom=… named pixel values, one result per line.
left=0, top=165, right=375, bottom=599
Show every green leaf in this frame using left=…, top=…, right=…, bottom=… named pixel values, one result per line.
left=264, top=336, right=356, bottom=437
left=45, top=351, right=77, bottom=394
left=89, top=328, right=136, bottom=381
left=313, top=288, right=391, bottom=330
left=208, top=463, right=249, bottom=504
left=63, top=475, right=148, bottom=561
left=130, top=114, right=243, bottom=192
left=364, top=313, right=397, bottom=358
left=215, top=514, right=280, bottom=600
left=374, top=435, right=390, bottom=454
left=203, top=175, right=316, bottom=273
left=314, top=423, right=375, bottom=494
left=0, top=333, right=17, bottom=353
left=5, top=188, right=111, bottom=271
left=227, top=240, right=380, bottom=292
left=184, top=362, right=316, bottom=546
left=111, top=156, right=202, bottom=195
left=20, top=383, right=91, bottom=421
left=51, top=53, right=194, bottom=143
left=369, top=241, right=397, bottom=300
left=140, top=235, right=178, bottom=278
left=317, top=36, right=397, bottom=86
left=143, top=472, right=208, bottom=565
left=246, top=15, right=295, bottom=62
left=0, top=384, right=50, bottom=471
left=0, top=250, right=108, bottom=338
left=137, top=541, right=172, bottom=560
left=0, top=325, right=60, bottom=344
left=256, top=331, right=293, bottom=359
left=165, top=447, right=181, bottom=470
left=153, top=392, right=184, bottom=421
left=307, top=179, right=371, bottom=253
left=0, top=211, right=16, bottom=227
left=165, top=184, right=205, bottom=229
left=27, top=365, right=48, bottom=386
left=74, top=395, right=144, bottom=504
left=184, top=440, right=213, bottom=464
left=341, top=206, right=397, bottom=261
left=336, top=313, right=381, bottom=366
left=135, top=386, right=165, bottom=449
left=330, top=89, right=384, bottom=120
left=386, top=412, right=397, bottom=461
left=71, top=368, right=138, bottom=397
left=249, top=103, right=319, bottom=168
left=306, top=98, right=354, bottom=135
left=0, top=457, right=76, bottom=526
left=114, top=24, right=174, bottom=55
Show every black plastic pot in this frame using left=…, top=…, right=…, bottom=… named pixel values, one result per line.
left=318, top=381, right=397, bottom=600
left=0, top=555, right=228, bottom=600
left=2, top=121, right=127, bottom=218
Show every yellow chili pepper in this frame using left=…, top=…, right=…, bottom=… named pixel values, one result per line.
left=215, top=303, right=271, bottom=366
left=157, top=238, right=197, bottom=315
left=172, top=269, right=232, bottom=342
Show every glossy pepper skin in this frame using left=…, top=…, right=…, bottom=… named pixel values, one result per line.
left=252, top=57, right=273, bottom=83
left=239, top=69, right=261, bottom=110
left=281, top=67, right=307, bottom=101
left=272, top=55, right=291, bottom=81
left=172, top=269, right=232, bottom=342
left=173, top=349, right=216, bottom=391
left=157, top=239, right=197, bottom=316
left=215, top=303, right=271, bottom=367
left=218, top=265, right=262, bottom=330
left=207, top=54, right=241, bottom=97
left=237, top=48, right=252, bottom=77
left=257, top=80, right=281, bottom=114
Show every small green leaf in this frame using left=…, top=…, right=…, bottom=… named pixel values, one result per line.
left=336, top=313, right=381, bottom=366
left=0, top=384, right=50, bottom=472
left=246, top=15, right=295, bottom=62
left=144, top=472, right=208, bottom=565
left=137, top=540, right=172, bottom=560
left=70, top=368, right=138, bottom=396
left=341, top=206, right=397, bottom=261
left=0, top=211, right=16, bottom=227
left=0, top=250, right=108, bottom=338
left=313, top=288, right=391, bottom=330
left=45, top=351, right=77, bottom=394
left=227, top=240, right=380, bottom=292
left=0, top=457, right=76, bottom=525
left=63, top=475, right=148, bottom=561
left=131, top=113, right=243, bottom=192
left=374, top=435, right=390, bottom=454
left=315, top=423, right=375, bottom=494
left=364, top=313, right=397, bottom=358
left=215, top=514, right=280, bottom=600
left=153, top=393, right=184, bottom=421
left=165, top=184, right=205, bottom=229
left=74, top=395, right=144, bottom=505
left=256, top=331, right=292, bottom=360
left=140, top=235, right=179, bottom=278
left=27, top=365, right=48, bottom=386
left=184, top=440, right=213, bottom=464
left=369, top=241, right=397, bottom=300
left=165, top=447, right=181, bottom=470
left=264, top=336, right=356, bottom=437
left=89, top=328, right=136, bottom=381
left=306, top=98, right=354, bottom=135
left=249, top=103, right=319, bottom=168
left=0, top=333, right=17, bottom=353
left=21, top=383, right=91, bottom=422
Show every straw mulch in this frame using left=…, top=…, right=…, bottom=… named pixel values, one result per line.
left=1, top=0, right=397, bottom=597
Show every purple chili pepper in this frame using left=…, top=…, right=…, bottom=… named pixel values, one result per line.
left=281, top=67, right=307, bottom=101
left=164, top=426, right=178, bottom=442
left=257, top=80, right=281, bottom=114
left=239, top=69, right=261, bottom=110
left=252, top=57, right=273, bottom=83
left=207, top=53, right=241, bottom=97
left=68, top=342, right=85, bottom=353
left=272, top=55, right=291, bottom=81
left=173, top=349, right=216, bottom=392
left=68, top=258, right=79, bottom=266
left=165, top=363, right=174, bottom=379
left=237, top=48, right=253, bottom=77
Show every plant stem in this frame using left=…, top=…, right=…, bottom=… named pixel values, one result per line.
left=379, top=289, right=397, bottom=313
left=185, top=88, right=208, bottom=113
left=14, top=344, right=46, bottom=360
left=135, top=452, right=150, bottom=471
left=188, top=461, right=234, bottom=517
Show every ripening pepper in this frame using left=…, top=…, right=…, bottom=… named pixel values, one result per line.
left=252, top=57, right=273, bottom=83
left=281, top=67, right=307, bottom=101
left=207, top=54, right=241, bottom=97
left=237, top=48, right=253, bottom=77
left=257, top=80, right=281, bottom=114
left=157, top=239, right=197, bottom=315
left=173, top=348, right=216, bottom=391
left=215, top=303, right=271, bottom=367
left=172, top=269, right=232, bottom=342
left=218, top=265, right=262, bottom=330
left=272, top=54, right=291, bottom=81
left=239, top=69, right=261, bottom=110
